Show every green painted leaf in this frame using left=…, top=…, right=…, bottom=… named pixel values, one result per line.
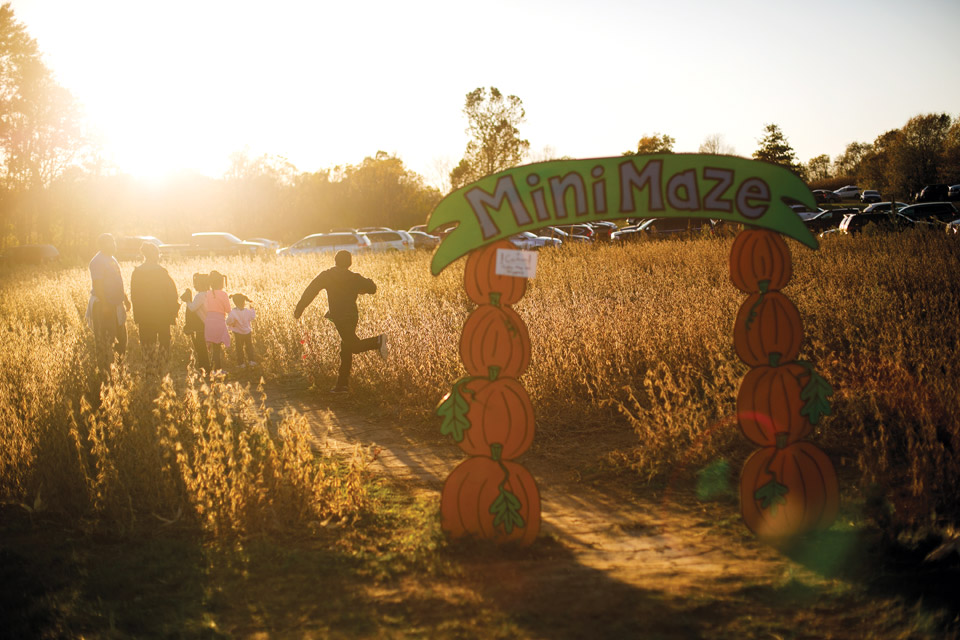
left=490, top=487, right=525, bottom=535
left=754, top=479, right=789, bottom=516
left=436, top=379, right=473, bottom=442
left=799, top=368, right=834, bottom=425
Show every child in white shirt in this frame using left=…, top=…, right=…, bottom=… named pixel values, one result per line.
left=226, top=293, right=257, bottom=367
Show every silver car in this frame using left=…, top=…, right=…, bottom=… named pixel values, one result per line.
left=278, top=232, right=371, bottom=256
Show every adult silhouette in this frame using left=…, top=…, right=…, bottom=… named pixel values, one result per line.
left=130, top=242, right=180, bottom=368
left=294, top=250, right=387, bottom=393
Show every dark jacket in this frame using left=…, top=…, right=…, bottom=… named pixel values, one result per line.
left=130, top=262, right=180, bottom=326
left=294, top=266, right=376, bottom=322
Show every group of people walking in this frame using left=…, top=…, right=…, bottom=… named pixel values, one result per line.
left=87, top=233, right=386, bottom=393
left=87, top=233, right=256, bottom=374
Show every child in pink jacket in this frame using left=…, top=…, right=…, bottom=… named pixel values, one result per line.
left=204, top=270, right=231, bottom=371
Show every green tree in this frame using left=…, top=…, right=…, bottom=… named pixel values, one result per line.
left=888, top=113, right=952, bottom=196
left=805, top=154, right=832, bottom=182
left=833, top=141, right=872, bottom=178
left=858, top=130, right=900, bottom=193
left=0, top=2, right=84, bottom=245
left=752, top=124, right=803, bottom=177
left=341, top=151, right=441, bottom=231
left=624, top=132, right=675, bottom=155
left=449, top=87, right=529, bottom=190
left=940, top=118, right=960, bottom=185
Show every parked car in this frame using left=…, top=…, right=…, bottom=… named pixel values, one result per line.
left=833, top=185, right=861, bottom=201
left=278, top=232, right=371, bottom=256
left=862, top=201, right=908, bottom=214
left=407, top=230, right=440, bottom=249
left=246, top=237, right=281, bottom=252
left=537, top=226, right=591, bottom=243
left=363, top=230, right=415, bottom=252
left=813, top=189, right=841, bottom=204
left=946, top=218, right=960, bottom=235
left=837, top=211, right=929, bottom=235
left=586, top=221, right=619, bottom=241
left=116, top=235, right=164, bottom=261
left=1, top=243, right=59, bottom=265
left=508, top=231, right=561, bottom=250
left=802, top=209, right=849, bottom=234
left=860, top=190, right=882, bottom=203
left=357, top=226, right=393, bottom=233
left=554, top=224, right=595, bottom=241
left=788, top=204, right=828, bottom=221
left=897, top=201, right=959, bottom=223
left=177, top=232, right=265, bottom=256
left=948, top=185, right=960, bottom=201
left=916, top=184, right=949, bottom=203
left=612, top=217, right=716, bottom=241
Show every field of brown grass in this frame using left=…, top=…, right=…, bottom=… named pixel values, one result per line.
left=1, top=228, right=958, bottom=537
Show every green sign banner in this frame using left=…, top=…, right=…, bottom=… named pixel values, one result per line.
left=427, top=154, right=818, bottom=275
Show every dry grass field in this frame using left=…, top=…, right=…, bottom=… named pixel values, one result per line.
left=1, top=228, right=959, bottom=637
left=2, top=228, right=959, bottom=535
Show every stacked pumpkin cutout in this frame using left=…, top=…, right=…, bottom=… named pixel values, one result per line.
left=436, top=240, right=541, bottom=546
left=731, top=229, right=839, bottom=539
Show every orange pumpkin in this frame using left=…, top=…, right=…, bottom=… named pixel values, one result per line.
left=464, top=240, right=527, bottom=306
left=737, top=362, right=813, bottom=446
left=729, top=229, right=792, bottom=293
left=458, top=375, right=535, bottom=459
left=460, top=305, right=531, bottom=378
left=733, top=291, right=803, bottom=367
left=441, top=455, right=541, bottom=546
left=740, top=441, right=839, bottom=539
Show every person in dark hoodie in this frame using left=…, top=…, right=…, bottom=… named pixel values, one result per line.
left=129, top=242, right=180, bottom=368
left=294, top=250, right=387, bottom=393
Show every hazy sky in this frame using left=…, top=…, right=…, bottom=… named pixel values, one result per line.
left=8, top=0, right=960, bottom=187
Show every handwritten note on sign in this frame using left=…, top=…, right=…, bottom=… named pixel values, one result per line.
left=496, top=249, right=538, bottom=278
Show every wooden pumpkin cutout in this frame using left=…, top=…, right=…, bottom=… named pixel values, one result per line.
left=733, top=291, right=803, bottom=367
left=737, top=362, right=814, bottom=446
left=729, top=229, right=793, bottom=294
left=440, top=373, right=535, bottom=460
left=740, top=440, right=839, bottom=539
left=441, top=454, right=541, bottom=546
left=464, top=239, right=527, bottom=306
left=460, top=304, right=531, bottom=378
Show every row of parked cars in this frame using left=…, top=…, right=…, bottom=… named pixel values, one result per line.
left=814, top=184, right=960, bottom=205
left=793, top=200, right=960, bottom=237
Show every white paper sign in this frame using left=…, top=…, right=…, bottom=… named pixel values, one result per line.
left=495, top=248, right=538, bottom=278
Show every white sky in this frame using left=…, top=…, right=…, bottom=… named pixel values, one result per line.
left=8, top=0, right=960, bottom=188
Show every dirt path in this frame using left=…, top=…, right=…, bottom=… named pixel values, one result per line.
left=261, top=379, right=954, bottom=639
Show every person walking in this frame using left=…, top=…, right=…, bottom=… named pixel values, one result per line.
left=227, top=293, right=257, bottom=368
left=204, top=270, right=231, bottom=373
left=293, top=250, right=386, bottom=393
left=86, top=233, right=130, bottom=370
left=181, top=272, right=211, bottom=373
left=129, top=242, right=179, bottom=369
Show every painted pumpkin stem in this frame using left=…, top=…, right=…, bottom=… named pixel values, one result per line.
left=490, top=443, right=503, bottom=462
left=758, top=279, right=770, bottom=294
left=768, top=352, right=782, bottom=367
left=775, top=433, right=788, bottom=450
left=488, top=366, right=501, bottom=381
left=489, top=292, right=502, bottom=307
left=744, top=291, right=766, bottom=332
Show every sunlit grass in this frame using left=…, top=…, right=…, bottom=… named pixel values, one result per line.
left=1, top=229, right=959, bottom=534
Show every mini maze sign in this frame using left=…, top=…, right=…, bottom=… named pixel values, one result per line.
left=428, top=154, right=836, bottom=546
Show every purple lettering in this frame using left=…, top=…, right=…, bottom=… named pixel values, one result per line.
left=619, top=159, right=664, bottom=213
left=703, top=168, right=734, bottom=213
left=666, top=169, right=700, bottom=210
left=549, top=173, right=588, bottom=219
left=736, top=178, right=770, bottom=219
left=464, top=175, right=533, bottom=240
